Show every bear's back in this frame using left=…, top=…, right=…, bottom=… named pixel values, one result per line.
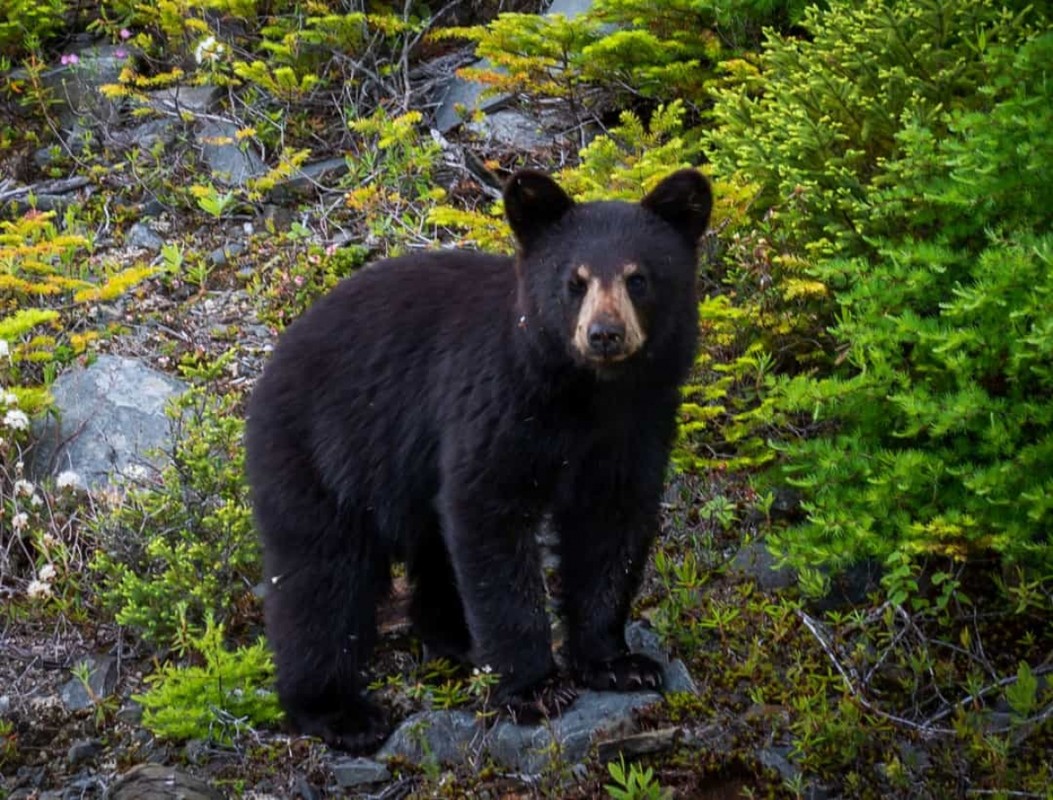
left=246, top=249, right=519, bottom=514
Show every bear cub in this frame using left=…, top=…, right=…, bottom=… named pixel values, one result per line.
left=245, top=168, right=712, bottom=750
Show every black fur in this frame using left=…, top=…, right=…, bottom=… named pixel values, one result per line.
left=245, top=169, right=712, bottom=750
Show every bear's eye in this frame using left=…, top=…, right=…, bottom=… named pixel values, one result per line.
left=625, top=274, right=648, bottom=295
left=567, top=275, right=588, bottom=296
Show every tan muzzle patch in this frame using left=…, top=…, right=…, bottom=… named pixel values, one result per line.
left=572, top=267, right=645, bottom=362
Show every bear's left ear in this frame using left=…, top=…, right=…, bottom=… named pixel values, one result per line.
left=641, top=170, right=712, bottom=245
left=504, top=170, right=575, bottom=251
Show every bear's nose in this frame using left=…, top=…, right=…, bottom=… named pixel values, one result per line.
left=588, top=320, right=626, bottom=355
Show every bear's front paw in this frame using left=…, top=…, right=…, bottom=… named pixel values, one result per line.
left=290, top=703, right=390, bottom=753
left=577, top=652, right=664, bottom=692
left=493, top=677, right=578, bottom=725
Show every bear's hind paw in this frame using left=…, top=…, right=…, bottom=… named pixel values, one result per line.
left=577, top=652, right=664, bottom=692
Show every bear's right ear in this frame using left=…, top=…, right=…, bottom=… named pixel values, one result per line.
left=503, top=170, right=575, bottom=251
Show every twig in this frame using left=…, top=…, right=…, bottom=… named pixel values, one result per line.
left=797, top=608, right=955, bottom=737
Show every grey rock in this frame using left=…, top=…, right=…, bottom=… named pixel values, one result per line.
left=330, top=756, right=391, bottom=788
left=126, top=222, right=165, bottom=251
left=292, top=776, right=322, bottom=800
left=625, top=622, right=666, bottom=664
left=376, top=709, right=479, bottom=766
left=492, top=690, right=660, bottom=773
left=662, top=659, right=697, bottom=694
left=60, top=655, right=119, bottom=711
left=433, top=60, right=509, bottom=133
left=208, top=242, right=246, bottom=267
left=731, top=540, right=796, bottom=592
left=269, top=157, right=349, bottom=199
left=197, top=120, right=266, bottom=186
left=757, top=745, right=796, bottom=782
left=105, top=764, right=223, bottom=800
left=112, top=119, right=179, bottom=151
left=0, top=694, right=10, bottom=716
left=466, top=109, right=553, bottom=151
left=116, top=701, right=143, bottom=724
left=378, top=690, right=660, bottom=775
left=148, top=85, right=222, bottom=115
left=548, top=0, right=597, bottom=15
left=32, top=355, right=187, bottom=488
left=137, top=199, right=166, bottom=218
left=62, top=774, right=104, bottom=800
left=35, top=43, right=132, bottom=130
left=67, top=738, right=104, bottom=766
left=32, top=144, right=65, bottom=169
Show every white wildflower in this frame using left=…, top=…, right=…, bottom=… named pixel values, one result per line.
left=30, top=493, right=42, bottom=507
left=27, top=579, right=52, bottom=599
left=14, top=479, right=35, bottom=496
left=124, top=464, right=150, bottom=481
left=38, top=563, right=57, bottom=582
left=1, top=391, right=16, bottom=406
left=194, top=35, right=225, bottom=65
left=56, top=471, right=82, bottom=490
left=0, top=339, right=8, bottom=359
left=3, top=409, right=29, bottom=431
left=11, top=511, right=29, bottom=532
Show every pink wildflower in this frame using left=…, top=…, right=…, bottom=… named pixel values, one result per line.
left=120, top=28, right=132, bottom=40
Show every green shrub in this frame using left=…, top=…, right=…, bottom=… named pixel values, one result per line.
left=135, top=615, right=281, bottom=743
left=755, top=23, right=1053, bottom=570
left=707, top=0, right=1042, bottom=258
left=91, top=385, right=258, bottom=645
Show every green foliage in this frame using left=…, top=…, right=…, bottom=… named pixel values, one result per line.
left=344, top=107, right=444, bottom=252
left=0, top=0, right=66, bottom=57
left=707, top=0, right=1042, bottom=257
left=0, top=210, right=155, bottom=392
left=763, top=26, right=1053, bottom=571
left=91, top=384, right=258, bottom=646
left=441, top=0, right=809, bottom=116
left=135, top=615, right=281, bottom=744
left=249, top=224, right=369, bottom=329
left=605, top=755, right=671, bottom=800
left=370, top=660, right=500, bottom=713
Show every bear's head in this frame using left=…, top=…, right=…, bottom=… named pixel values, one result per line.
left=504, top=169, right=712, bottom=378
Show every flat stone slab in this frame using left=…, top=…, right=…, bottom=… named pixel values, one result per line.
left=377, top=690, right=660, bottom=774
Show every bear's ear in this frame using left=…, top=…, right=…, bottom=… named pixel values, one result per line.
left=640, top=170, right=712, bottom=245
left=503, top=170, right=575, bottom=250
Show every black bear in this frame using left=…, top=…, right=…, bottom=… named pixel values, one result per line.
left=245, top=168, right=712, bottom=750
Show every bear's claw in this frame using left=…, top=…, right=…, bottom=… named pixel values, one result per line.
left=497, top=678, right=579, bottom=725
left=577, top=652, right=664, bottom=692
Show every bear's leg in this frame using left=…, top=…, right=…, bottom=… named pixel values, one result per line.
left=255, top=472, right=390, bottom=751
left=439, top=491, right=576, bottom=722
left=407, top=524, right=472, bottom=664
left=552, top=449, right=667, bottom=693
